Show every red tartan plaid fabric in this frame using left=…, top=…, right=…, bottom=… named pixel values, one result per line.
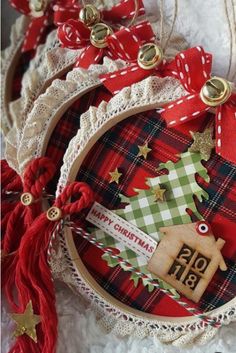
left=45, top=86, right=236, bottom=317
left=11, top=25, right=55, bottom=101
left=73, top=110, right=236, bottom=317
left=45, top=85, right=113, bottom=193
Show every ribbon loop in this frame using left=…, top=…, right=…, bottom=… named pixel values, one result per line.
left=57, top=18, right=90, bottom=49
left=108, top=21, right=155, bottom=62
left=175, top=47, right=212, bottom=93
left=53, top=0, right=81, bottom=25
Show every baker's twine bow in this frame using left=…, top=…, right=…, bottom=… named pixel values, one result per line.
left=57, top=0, right=145, bottom=69
left=159, top=46, right=236, bottom=165
left=9, top=0, right=84, bottom=52
left=9, top=182, right=93, bottom=353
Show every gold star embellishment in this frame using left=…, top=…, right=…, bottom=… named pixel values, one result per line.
left=11, top=301, right=41, bottom=343
left=137, top=143, right=152, bottom=159
left=188, top=127, right=215, bottom=161
left=109, top=168, right=122, bottom=184
left=152, top=185, right=166, bottom=202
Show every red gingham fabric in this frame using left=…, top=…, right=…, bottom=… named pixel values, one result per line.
left=45, top=89, right=236, bottom=317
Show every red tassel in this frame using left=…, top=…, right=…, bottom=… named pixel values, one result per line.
left=9, top=182, right=94, bottom=353
left=1, top=157, right=56, bottom=312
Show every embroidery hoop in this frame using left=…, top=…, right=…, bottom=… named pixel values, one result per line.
left=4, top=0, right=116, bottom=171
left=48, top=75, right=236, bottom=345
left=15, top=15, right=187, bottom=175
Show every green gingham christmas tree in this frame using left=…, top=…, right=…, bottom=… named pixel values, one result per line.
left=92, top=151, right=209, bottom=294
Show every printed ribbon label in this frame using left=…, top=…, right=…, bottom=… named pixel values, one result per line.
left=86, top=202, right=157, bottom=259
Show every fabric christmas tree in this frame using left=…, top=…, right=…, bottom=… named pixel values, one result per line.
left=91, top=151, right=209, bottom=293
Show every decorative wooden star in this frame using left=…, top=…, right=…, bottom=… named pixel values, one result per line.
left=188, top=127, right=215, bottom=161
left=109, top=168, right=122, bottom=184
left=11, top=301, right=41, bottom=343
left=137, top=143, right=152, bottom=159
left=152, top=185, right=166, bottom=202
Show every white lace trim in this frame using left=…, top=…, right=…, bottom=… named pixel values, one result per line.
left=1, top=15, right=29, bottom=135
left=4, top=12, right=188, bottom=172
left=50, top=227, right=236, bottom=346
left=17, top=57, right=125, bottom=174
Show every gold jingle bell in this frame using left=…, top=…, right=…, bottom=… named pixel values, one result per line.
left=79, top=5, right=100, bottom=27
left=47, top=207, right=62, bottom=221
left=200, top=77, right=232, bottom=107
left=21, top=192, right=34, bottom=206
left=29, top=0, right=47, bottom=14
left=90, top=23, right=113, bottom=49
left=137, top=43, right=163, bottom=70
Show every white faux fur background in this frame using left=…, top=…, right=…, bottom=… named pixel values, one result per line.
left=1, top=1, right=236, bottom=352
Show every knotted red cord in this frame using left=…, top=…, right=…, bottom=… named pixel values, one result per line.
left=1, top=157, right=56, bottom=318
left=8, top=182, right=93, bottom=353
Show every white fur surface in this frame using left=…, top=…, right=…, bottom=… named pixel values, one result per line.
left=2, top=1, right=236, bottom=352
left=2, top=282, right=236, bottom=353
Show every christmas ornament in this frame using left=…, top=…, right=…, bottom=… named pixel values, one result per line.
left=109, top=168, right=123, bottom=184
left=12, top=301, right=41, bottom=343
left=188, top=127, right=215, bottom=161
left=49, top=72, right=235, bottom=345
left=137, top=142, right=152, bottom=159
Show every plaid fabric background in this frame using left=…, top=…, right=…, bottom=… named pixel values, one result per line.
left=46, top=85, right=113, bottom=194
left=11, top=25, right=55, bottom=101
left=70, top=110, right=236, bottom=317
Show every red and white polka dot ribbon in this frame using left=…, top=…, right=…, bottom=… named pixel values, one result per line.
left=57, top=0, right=145, bottom=69
left=160, top=46, right=236, bottom=165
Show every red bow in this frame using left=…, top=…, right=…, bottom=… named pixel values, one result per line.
left=57, top=0, right=145, bottom=69
left=9, top=0, right=82, bottom=52
left=160, top=46, right=236, bottom=165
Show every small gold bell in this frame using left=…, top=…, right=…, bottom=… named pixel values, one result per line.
left=137, top=43, right=163, bottom=70
left=90, top=23, right=113, bottom=49
left=79, top=5, right=100, bottom=27
left=200, top=77, right=232, bottom=107
left=29, top=0, right=47, bottom=14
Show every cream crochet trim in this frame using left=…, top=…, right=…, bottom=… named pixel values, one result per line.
left=16, top=57, right=125, bottom=174
left=4, top=0, right=113, bottom=170
left=1, top=15, right=29, bottom=136
left=5, top=12, right=187, bottom=173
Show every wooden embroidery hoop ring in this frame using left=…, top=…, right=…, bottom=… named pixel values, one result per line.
left=16, top=57, right=126, bottom=175
left=53, top=75, right=236, bottom=344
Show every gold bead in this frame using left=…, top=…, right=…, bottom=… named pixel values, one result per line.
left=79, top=5, right=100, bottom=27
left=29, top=0, right=47, bottom=14
left=21, top=192, right=34, bottom=206
left=200, top=77, right=232, bottom=107
left=90, top=23, right=113, bottom=49
left=137, top=43, right=163, bottom=70
left=46, top=207, right=62, bottom=221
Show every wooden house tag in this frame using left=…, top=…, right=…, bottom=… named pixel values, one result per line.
left=147, top=221, right=227, bottom=303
